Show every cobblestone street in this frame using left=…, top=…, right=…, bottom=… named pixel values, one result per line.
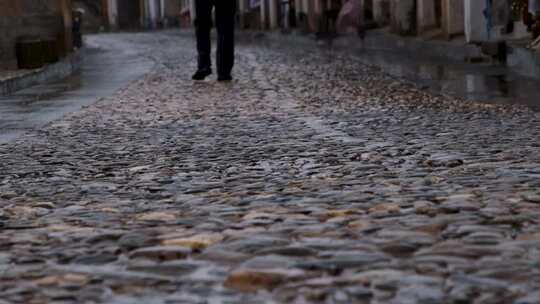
left=1, top=31, right=540, bottom=304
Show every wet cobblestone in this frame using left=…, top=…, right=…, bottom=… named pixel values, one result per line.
left=1, top=32, right=540, bottom=304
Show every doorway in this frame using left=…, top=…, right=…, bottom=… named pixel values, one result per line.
left=435, top=0, right=442, bottom=28
left=117, top=0, right=141, bottom=29
left=364, top=0, right=374, bottom=22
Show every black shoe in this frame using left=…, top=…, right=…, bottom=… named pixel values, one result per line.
left=217, top=74, right=232, bottom=82
left=192, top=69, right=212, bottom=80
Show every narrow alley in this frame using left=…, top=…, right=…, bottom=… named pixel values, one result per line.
left=1, top=32, right=540, bottom=304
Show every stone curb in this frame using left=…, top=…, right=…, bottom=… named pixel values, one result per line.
left=0, top=51, right=82, bottom=97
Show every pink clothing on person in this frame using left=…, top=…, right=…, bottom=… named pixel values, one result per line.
left=336, top=0, right=362, bottom=33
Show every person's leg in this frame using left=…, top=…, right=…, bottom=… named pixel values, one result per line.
left=193, top=0, right=213, bottom=80
left=214, top=0, right=236, bottom=80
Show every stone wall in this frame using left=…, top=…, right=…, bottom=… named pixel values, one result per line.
left=390, top=0, right=416, bottom=35
left=164, top=0, right=181, bottom=26
left=373, top=0, right=390, bottom=26
left=0, top=0, right=71, bottom=70
left=416, top=0, right=437, bottom=34
left=442, top=0, right=464, bottom=39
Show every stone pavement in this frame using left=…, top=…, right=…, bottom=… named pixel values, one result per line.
left=1, top=31, right=540, bottom=304
left=0, top=34, right=153, bottom=144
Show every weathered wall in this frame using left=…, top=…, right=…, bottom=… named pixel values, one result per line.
left=164, top=0, right=180, bottom=19
left=116, top=0, right=143, bottom=29
left=299, top=0, right=318, bottom=32
left=442, top=0, right=464, bottom=39
left=390, top=0, right=416, bottom=35
left=464, top=0, right=486, bottom=42
left=0, top=0, right=60, bottom=17
left=373, top=0, right=390, bottom=26
left=416, top=0, right=437, bottom=34
left=0, top=0, right=71, bottom=70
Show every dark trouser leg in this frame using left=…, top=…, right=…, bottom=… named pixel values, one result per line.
left=195, top=0, right=212, bottom=70
left=215, top=0, right=236, bottom=76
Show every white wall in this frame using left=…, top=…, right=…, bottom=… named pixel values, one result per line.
left=464, top=0, right=487, bottom=42
left=260, top=0, right=267, bottom=29
left=147, top=0, right=159, bottom=28
left=302, top=0, right=309, bottom=15
left=189, top=0, right=196, bottom=24
left=160, top=0, right=165, bottom=20
left=108, top=0, right=118, bottom=29
left=269, top=0, right=278, bottom=29
left=239, top=0, right=247, bottom=13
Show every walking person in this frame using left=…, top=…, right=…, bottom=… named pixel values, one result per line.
left=192, top=0, right=237, bottom=81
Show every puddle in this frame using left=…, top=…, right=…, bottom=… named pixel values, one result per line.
left=351, top=48, right=540, bottom=111
left=255, top=32, right=540, bottom=111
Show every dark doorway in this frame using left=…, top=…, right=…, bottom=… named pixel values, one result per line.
left=435, top=0, right=442, bottom=28
left=364, top=0, right=374, bottom=22
left=118, top=0, right=141, bottom=29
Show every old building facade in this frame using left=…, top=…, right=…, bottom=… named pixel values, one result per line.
left=231, top=0, right=536, bottom=45
left=0, top=0, right=73, bottom=70
left=103, top=0, right=183, bottom=30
